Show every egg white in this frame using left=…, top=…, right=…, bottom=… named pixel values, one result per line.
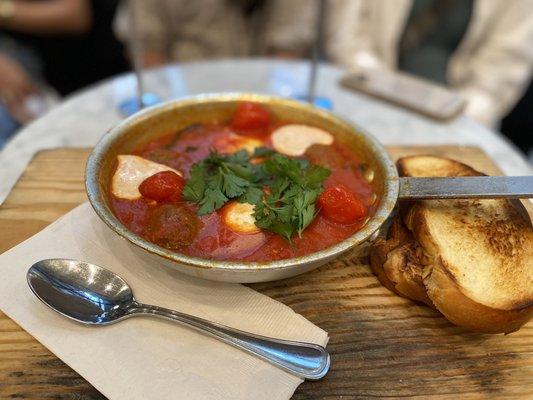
left=271, top=124, right=333, bottom=156
left=222, top=201, right=260, bottom=233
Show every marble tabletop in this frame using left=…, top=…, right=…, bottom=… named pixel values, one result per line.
left=0, top=58, right=531, bottom=204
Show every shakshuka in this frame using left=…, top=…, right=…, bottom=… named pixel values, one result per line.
left=110, top=102, right=376, bottom=262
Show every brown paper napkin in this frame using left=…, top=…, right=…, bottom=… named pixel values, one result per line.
left=0, top=203, right=328, bottom=400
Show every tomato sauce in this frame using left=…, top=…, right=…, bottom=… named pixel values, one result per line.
left=110, top=105, right=376, bottom=262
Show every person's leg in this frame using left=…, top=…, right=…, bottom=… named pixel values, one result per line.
left=0, top=104, right=20, bottom=149
left=501, top=79, right=533, bottom=158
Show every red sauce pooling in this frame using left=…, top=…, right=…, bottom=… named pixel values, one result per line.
left=110, top=112, right=376, bottom=262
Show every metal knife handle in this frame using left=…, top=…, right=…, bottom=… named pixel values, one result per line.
left=399, top=176, right=533, bottom=200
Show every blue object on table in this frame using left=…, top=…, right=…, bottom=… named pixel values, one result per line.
left=294, top=94, right=333, bottom=111
left=312, top=96, right=333, bottom=110
left=118, top=93, right=162, bottom=117
left=267, top=65, right=333, bottom=111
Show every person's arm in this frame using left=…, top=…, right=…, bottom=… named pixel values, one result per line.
left=0, top=0, right=91, bottom=35
left=452, top=0, right=533, bottom=127
left=262, top=0, right=316, bottom=58
left=0, top=52, right=36, bottom=108
left=113, top=0, right=170, bottom=67
left=326, top=0, right=388, bottom=71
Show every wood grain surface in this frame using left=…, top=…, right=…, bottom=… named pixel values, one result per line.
left=0, top=146, right=531, bottom=399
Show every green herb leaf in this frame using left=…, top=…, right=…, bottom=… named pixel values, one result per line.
left=198, top=188, right=228, bottom=215
left=222, top=173, right=249, bottom=198
left=226, top=163, right=253, bottom=180
left=227, top=149, right=250, bottom=164
left=264, top=220, right=293, bottom=241
left=252, top=154, right=330, bottom=241
left=304, top=165, right=331, bottom=187
left=240, top=186, right=263, bottom=204
left=182, top=164, right=205, bottom=202
left=253, top=146, right=275, bottom=157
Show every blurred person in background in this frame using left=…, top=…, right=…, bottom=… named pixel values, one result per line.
left=0, top=36, right=43, bottom=146
left=114, top=0, right=316, bottom=67
left=327, top=0, right=533, bottom=154
left=0, top=0, right=128, bottom=147
left=117, top=0, right=533, bottom=157
left=501, top=77, right=533, bottom=158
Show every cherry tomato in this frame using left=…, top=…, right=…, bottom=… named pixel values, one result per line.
left=317, top=185, right=368, bottom=224
left=231, top=102, right=270, bottom=131
left=139, top=171, right=185, bottom=202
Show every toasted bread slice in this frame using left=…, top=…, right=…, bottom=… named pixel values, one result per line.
left=399, top=156, right=533, bottom=333
left=397, top=155, right=482, bottom=178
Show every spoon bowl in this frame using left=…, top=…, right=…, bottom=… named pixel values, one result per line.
left=27, top=258, right=330, bottom=380
left=28, top=259, right=134, bottom=324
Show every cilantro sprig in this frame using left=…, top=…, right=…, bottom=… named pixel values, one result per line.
left=253, top=154, right=330, bottom=241
left=182, top=147, right=330, bottom=241
left=182, top=149, right=262, bottom=215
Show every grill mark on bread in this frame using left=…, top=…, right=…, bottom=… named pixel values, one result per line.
left=485, top=217, right=528, bottom=260
left=438, top=199, right=529, bottom=261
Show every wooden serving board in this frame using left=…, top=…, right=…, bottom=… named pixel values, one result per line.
left=0, top=146, right=531, bottom=399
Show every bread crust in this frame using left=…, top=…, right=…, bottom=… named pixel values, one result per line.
left=370, top=217, right=433, bottom=307
left=369, top=218, right=408, bottom=295
left=369, top=238, right=400, bottom=294
left=383, top=241, right=433, bottom=306
left=424, top=257, right=533, bottom=334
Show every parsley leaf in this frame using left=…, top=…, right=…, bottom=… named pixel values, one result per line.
left=198, top=188, right=228, bottom=215
left=182, top=164, right=205, bottom=202
left=253, top=155, right=330, bottom=241
left=253, top=146, right=275, bottom=158
left=304, top=165, right=331, bottom=187
left=222, top=172, right=249, bottom=198
left=239, top=186, right=263, bottom=204
left=182, top=150, right=256, bottom=215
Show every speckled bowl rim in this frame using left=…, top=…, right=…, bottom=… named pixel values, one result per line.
left=85, top=93, right=399, bottom=272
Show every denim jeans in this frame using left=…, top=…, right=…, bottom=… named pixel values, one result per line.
left=0, top=104, right=19, bottom=149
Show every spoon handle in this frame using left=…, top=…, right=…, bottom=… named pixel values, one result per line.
left=130, top=302, right=330, bottom=380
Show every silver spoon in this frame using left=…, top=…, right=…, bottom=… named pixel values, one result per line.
left=26, top=259, right=330, bottom=380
